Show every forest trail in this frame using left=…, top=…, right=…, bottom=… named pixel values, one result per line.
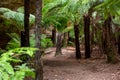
left=42, top=47, right=120, bottom=80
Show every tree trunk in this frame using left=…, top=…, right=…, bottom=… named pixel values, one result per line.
left=20, top=0, right=30, bottom=62
left=55, top=32, right=62, bottom=56
left=74, top=24, right=81, bottom=59
left=21, top=31, right=26, bottom=47
left=35, top=0, right=43, bottom=80
left=84, top=15, right=91, bottom=58
left=104, top=17, right=118, bottom=63
left=22, top=0, right=30, bottom=47
left=118, top=33, right=120, bottom=54
left=63, top=32, right=69, bottom=47
left=90, top=17, right=96, bottom=54
left=52, top=28, right=56, bottom=46
left=102, top=23, right=107, bottom=54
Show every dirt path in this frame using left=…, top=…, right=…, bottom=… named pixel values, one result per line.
left=43, top=47, right=120, bottom=80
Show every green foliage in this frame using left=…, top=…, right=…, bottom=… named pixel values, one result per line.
left=41, top=34, right=53, bottom=48
left=0, top=7, right=11, bottom=15
left=0, top=49, right=6, bottom=55
left=0, top=15, right=18, bottom=33
left=0, top=48, right=36, bottom=80
left=4, top=11, right=24, bottom=29
left=6, top=33, right=53, bottom=50
left=42, top=0, right=69, bottom=28
left=55, top=14, right=68, bottom=32
left=3, top=11, right=35, bottom=30
left=30, top=34, right=53, bottom=48
left=10, top=64, right=34, bottom=80
left=6, top=33, right=20, bottom=50
left=42, top=0, right=92, bottom=34
left=95, top=0, right=120, bottom=18
left=113, top=17, right=120, bottom=25
left=62, top=26, right=73, bottom=33
left=1, top=48, right=37, bottom=61
left=17, top=6, right=35, bottom=27
left=0, top=7, right=35, bottom=30
left=17, top=6, right=24, bottom=13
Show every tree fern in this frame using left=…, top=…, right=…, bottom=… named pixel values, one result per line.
left=95, top=0, right=120, bottom=18
left=0, top=7, right=11, bottom=15
left=0, top=7, right=35, bottom=30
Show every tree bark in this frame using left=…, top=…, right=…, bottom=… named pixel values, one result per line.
left=102, top=22, right=107, bottom=54
left=20, top=0, right=30, bottom=62
left=22, top=0, right=30, bottom=47
left=63, top=32, right=69, bottom=47
left=84, top=15, right=91, bottom=58
left=118, top=33, right=120, bottom=54
left=74, top=24, right=81, bottom=59
left=55, top=32, right=62, bottom=56
left=104, top=17, right=118, bottom=63
left=21, top=31, right=26, bottom=47
left=52, top=28, right=56, bottom=46
left=35, top=0, right=43, bottom=80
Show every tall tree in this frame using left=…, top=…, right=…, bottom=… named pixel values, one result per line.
left=94, top=0, right=120, bottom=63
left=84, top=14, right=91, bottom=58
left=20, top=0, right=30, bottom=62
left=35, top=0, right=43, bottom=80
left=56, top=32, right=63, bottom=56
left=21, top=0, right=30, bottom=47
left=74, top=24, right=81, bottom=59
left=52, top=27, right=56, bottom=46
left=104, top=16, right=118, bottom=63
left=118, top=29, right=120, bottom=54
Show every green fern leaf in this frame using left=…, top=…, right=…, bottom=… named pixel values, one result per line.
left=0, top=61, right=14, bottom=75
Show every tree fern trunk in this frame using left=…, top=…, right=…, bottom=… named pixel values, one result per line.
left=104, top=16, right=118, bottom=63
left=118, top=34, right=120, bottom=54
left=56, top=32, right=62, bottom=56
left=35, top=0, right=43, bottom=80
left=63, top=32, right=69, bottom=47
left=102, top=22, right=107, bottom=54
left=74, top=24, right=81, bottom=59
left=52, top=28, right=56, bottom=46
left=20, top=0, right=30, bottom=62
left=23, top=0, right=30, bottom=47
left=84, top=15, right=91, bottom=58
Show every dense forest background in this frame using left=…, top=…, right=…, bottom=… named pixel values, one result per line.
left=0, top=0, right=120, bottom=80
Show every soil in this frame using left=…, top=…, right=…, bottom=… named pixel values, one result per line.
left=42, top=47, right=120, bottom=80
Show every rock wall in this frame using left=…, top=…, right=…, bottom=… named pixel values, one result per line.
left=0, top=0, right=35, bottom=14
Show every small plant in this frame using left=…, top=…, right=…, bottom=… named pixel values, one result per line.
left=0, top=48, right=36, bottom=80
left=6, top=33, right=20, bottom=50
left=41, top=34, right=53, bottom=48
left=6, top=33, right=53, bottom=50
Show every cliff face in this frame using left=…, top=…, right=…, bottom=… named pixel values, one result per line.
left=0, top=0, right=23, bottom=10
left=0, top=0, right=35, bottom=14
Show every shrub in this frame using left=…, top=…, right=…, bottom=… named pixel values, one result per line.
left=0, top=48, right=36, bottom=80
